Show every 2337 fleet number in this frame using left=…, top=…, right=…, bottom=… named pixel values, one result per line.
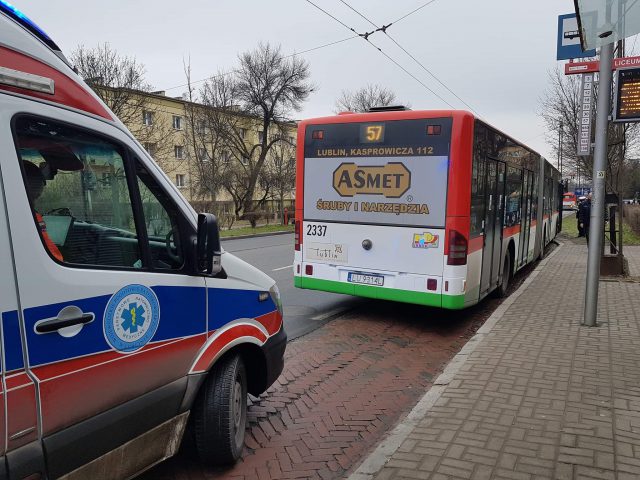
left=306, top=224, right=327, bottom=237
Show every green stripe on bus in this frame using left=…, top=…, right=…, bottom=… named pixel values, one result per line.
left=294, top=276, right=466, bottom=310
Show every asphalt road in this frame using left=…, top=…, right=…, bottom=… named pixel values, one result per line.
left=222, top=233, right=362, bottom=340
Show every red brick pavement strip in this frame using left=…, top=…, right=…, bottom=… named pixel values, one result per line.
left=140, top=298, right=502, bottom=480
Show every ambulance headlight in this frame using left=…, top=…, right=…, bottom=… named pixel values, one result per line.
left=269, top=284, right=283, bottom=316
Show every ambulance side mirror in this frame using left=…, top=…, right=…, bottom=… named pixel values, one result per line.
left=197, top=213, right=222, bottom=275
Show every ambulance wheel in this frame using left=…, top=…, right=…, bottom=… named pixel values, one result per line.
left=193, top=353, right=247, bottom=466
left=497, top=252, right=511, bottom=298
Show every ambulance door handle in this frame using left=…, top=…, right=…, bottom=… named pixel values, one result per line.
left=35, top=306, right=95, bottom=334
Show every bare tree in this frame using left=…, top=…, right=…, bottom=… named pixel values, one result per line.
left=195, top=43, right=312, bottom=226
left=539, top=67, right=640, bottom=196
left=70, top=43, right=176, bottom=170
left=260, top=139, right=296, bottom=224
left=71, top=43, right=150, bottom=124
left=182, top=61, right=230, bottom=207
left=334, top=84, right=401, bottom=113
left=539, top=65, right=640, bottom=254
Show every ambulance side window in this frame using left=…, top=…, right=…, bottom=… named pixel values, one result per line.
left=135, top=160, right=184, bottom=270
left=14, top=116, right=143, bottom=268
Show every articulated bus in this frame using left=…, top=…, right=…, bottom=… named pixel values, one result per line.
left=293, top=108, right=561, bottom=309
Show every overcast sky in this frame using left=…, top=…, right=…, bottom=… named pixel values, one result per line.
left=18, top=0, right=579, bottom=160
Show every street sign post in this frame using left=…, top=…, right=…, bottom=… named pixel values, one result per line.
left=565, top=60, right=599, bottom=74
left=557, top=13, right=596, bottom=60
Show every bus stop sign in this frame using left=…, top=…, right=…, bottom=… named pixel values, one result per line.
left=557, top=14, right=596, bottom=60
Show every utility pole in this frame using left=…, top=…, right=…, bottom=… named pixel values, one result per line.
left=583, top=40, right=614, bottom=327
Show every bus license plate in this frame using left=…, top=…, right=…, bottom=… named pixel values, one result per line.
left=348, top=272, right=384, bottom=286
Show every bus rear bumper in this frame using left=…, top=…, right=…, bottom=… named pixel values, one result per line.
left=294, top=276, right=466, bottom=310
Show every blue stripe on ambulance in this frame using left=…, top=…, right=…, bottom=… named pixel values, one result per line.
left=2, top=310, right=24, bottom=371
left=20, top=286, right=276, bottom=367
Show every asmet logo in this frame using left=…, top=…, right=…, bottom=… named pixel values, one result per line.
left=333, top=162, right=411, bottom=198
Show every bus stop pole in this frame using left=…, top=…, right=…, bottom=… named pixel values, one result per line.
left=584, top=41, right=614, bottom=327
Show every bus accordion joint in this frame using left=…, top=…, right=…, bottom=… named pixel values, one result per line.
left=447, top=230, right=468, bottom=266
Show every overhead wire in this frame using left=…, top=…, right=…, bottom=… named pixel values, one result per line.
left=305, top=0, right=456, bottom=109
left=337, top=0, right=479, bottom=114
left=162, top=34, right=359, bottom=92
left=390, top=0, right=438, bottom=26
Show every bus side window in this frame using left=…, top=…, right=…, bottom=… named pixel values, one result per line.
left=471, top=122, right=487, bottom=236
left=505, top=167, right=522, bottom=228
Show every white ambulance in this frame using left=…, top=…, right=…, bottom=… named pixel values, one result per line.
left=0, top=3, right=286, bottom=479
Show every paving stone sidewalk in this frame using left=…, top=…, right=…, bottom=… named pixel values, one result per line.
left=352, top=242, right=640, bottom=480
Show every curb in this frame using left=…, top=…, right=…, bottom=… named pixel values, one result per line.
left=220, top=229, right=293, bottom=241
left=348, top=243, right=564, bottom=480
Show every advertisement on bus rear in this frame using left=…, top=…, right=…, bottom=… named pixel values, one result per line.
left=303, top=118, right=451, bottom=227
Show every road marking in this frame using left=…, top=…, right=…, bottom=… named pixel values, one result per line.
left=272, top=264, right=293, bottom=272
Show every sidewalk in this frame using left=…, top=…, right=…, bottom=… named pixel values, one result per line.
left=351, top=241, right=640, bottom=480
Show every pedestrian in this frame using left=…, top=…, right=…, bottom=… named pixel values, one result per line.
left=576, top=196, right=586, bottom=237
left=578, top=193, right=592, bottom=244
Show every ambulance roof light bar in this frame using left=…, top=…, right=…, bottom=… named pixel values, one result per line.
left=0, top=0, right=61, bottom=52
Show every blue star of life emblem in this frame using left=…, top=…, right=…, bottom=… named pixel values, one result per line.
left=104, top=285, right=160, bottom=353
left=121, top=303, right=146, bottom=333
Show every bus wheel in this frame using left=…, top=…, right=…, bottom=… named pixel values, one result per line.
left=193, top=353, right=247, bottom=466
left=497, top=252, right=511, bottom=298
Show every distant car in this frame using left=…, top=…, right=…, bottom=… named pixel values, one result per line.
left=563, top=192, right=578, bottom=210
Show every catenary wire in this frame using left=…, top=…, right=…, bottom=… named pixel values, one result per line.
left=391, top=0, right=438, bottom=26
left=338, top=0, right=479, bottom=114
left=162, top=35, right=359, bottom=92
left=305, top=0, right=455, bottom=108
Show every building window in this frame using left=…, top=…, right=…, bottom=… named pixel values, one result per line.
left=240, top=156, right=249, bottom=166
left=221, top=151, right=231, bottom=164
left=144, top=142, right=157, bottom=156
left=174, top=145, right=184, bottom=159
left=143, top=111, right=153, bottom=126
left=100, top=172, right=111, bottom=188
left=239, top=128, right=247, bottom=139
left=197, top=120, right=206, bottom=134
left=175, top=174, right=186, bottom=188
left=198, top=148, right=209, bottom=162
left=258, top=130, right=264, bottom=143
left=172, top=115, right=183, bottom=130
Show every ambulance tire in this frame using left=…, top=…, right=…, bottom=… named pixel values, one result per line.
left=193, top=353, right=247, bottom=465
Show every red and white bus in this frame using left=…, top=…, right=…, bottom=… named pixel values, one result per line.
left=293, top=108, right=561, bottom=309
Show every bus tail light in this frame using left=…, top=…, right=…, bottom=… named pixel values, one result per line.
left=295, top=220, right=301, bottom=251
left=427, top=279, right=437, bottom=291
left=447, top=230, right=468, bottom=266
left=305, top=265, right=313, bottom=275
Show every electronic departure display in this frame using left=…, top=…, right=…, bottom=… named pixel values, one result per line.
left=615, top=67, right=640, bottom=122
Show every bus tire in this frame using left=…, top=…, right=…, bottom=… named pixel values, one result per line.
left=193, top=353, right=247, bottom=466
left=497, top=252, right=511, bottom=298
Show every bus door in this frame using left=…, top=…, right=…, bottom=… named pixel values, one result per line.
left=480, top=159, right=505, bottom=294
left=519, top=170, right=532, bottom=267
left=480, top=158, right=504, bottom=294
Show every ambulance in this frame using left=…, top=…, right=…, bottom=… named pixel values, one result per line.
left=0, top=3, right=286, bottom=478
